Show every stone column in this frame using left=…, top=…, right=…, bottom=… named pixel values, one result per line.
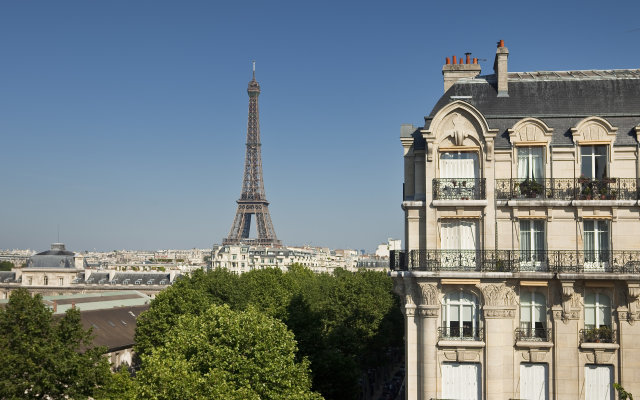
left=618, top=282, right=640, bottom=395
left=417, top=282, right=440, bottom=400
left=478, top=283, right=517, bottom=399
left=553, top=281, right=581, bottom=399
left=404, top=304, right=419, bottom=400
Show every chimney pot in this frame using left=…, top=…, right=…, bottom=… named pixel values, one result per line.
left=498, top=39, right=505, bottom=48
left=452, top=55, right=457, bottom=64
left=473, top=58, right=478, bottom=64
left=465, top=53, right=471, bottom=64
left=458, top=57, right=462, bottom=65
left=446, top=57, right=450, bottom=65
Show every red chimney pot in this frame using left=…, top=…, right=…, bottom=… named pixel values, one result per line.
left=452, top=55, right=457, bottom=64
left=446, top=57, right=450, bottom=65
left=498, top=39, right=505, bottom=48
left=466, top=54, right=471, bottom=64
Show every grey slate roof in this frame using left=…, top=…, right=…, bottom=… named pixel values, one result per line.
left=425, top=70, right=640, bottom=149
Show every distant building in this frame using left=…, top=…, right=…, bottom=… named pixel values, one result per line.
left=211, top=244, right=361, bottom=274
left=0, top=243, right=183, bottom=299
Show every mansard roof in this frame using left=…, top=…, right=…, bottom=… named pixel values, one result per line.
left=425, top=70, right=640, bottom=148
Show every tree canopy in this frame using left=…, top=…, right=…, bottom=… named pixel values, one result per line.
left=0, top=288, right=111, bottom=399
left=135, top=265, right=403, bottom=400
left=133, top=304, right=322, bottom=400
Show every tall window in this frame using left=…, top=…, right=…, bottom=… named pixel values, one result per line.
left=584, top=220, right=610, bottom=271
left=518, top=147, right=544, bottom=181
left=584, top=292, right=611, bottom=330
left=520, top=363, right=548, bottom=400
left=520, top=220, right=545, bottom=269
left=520, top=291, right=546, bottom=339
left=440, top=152, right=479, bottom=179
left=438, top=152, right=480, bottom=199
left=441, top=221, right=478, bottom=269
left=43, top=276, right=48, bottom=285
left=584, top=365, right=613, bottom=400
left=581, top=146, right=607, bottom=179
left=441, top=291, right=479, bottom=339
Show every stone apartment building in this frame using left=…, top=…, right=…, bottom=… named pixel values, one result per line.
left=390, top=40, right=640, bottom=399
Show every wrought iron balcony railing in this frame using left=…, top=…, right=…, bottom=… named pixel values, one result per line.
left=433, top=178, right=486, bottom=200
left=579, top=327, right=616, bottom=344
left=515, top=328, right=551, bottom=342
left=495, top=178, right=639, bottom=201
left=438, top=326, right=484, bottom=341
left=393, top=249, right=640, bottom=273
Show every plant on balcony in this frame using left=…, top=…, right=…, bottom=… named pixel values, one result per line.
left=609, top=189, right=618, bottom=200
left=578, top=174, right=590, bottom=184
left=581, top=185, right=593, bottom=200
left=584, top=326, right=613, bottom=343
left=518, top=179, right=544, bottom=198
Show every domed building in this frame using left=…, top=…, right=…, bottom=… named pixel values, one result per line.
left=21, top=243, right=85, bottom=289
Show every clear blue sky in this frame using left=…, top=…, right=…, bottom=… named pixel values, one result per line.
left=1, top=0, right=639, bottom=252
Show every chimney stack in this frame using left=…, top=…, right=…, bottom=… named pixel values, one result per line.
left=493, top=39, right=509, bottom=97
left=442, top=52, right=481, bottom=93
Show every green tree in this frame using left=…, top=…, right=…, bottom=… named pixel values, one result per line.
left=0, top=288, right=111, bottom=399
left=134, top=304, right=322, bottom=400
left=0, top=261, right=14, bottom=271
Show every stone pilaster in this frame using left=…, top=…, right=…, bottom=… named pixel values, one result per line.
left=417, top=282, right=440, bottom=400
left=478, top=283, right=517, bottom=399
left=404, top=304, right=418, bottom=400
left=553, top=280, right=581, bottom=399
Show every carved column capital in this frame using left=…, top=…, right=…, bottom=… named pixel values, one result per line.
left=418, top=305, right=440, bottom=318
left=476, top=282, right=517, bottom=307
left=417, top=282, right=439, bottom=306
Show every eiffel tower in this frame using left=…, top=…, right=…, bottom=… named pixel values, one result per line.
left=223, top=62, right=281, bottom=246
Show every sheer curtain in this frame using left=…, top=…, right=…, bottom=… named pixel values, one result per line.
left=520, top=363, right=548, bottom=400
left=441, top=221, right=477, bottom=250
left=584, top=365, right=613, bottom=400
left=440, top=152, right=478, bottom=179
left=518, top=147, right=544, bottom=181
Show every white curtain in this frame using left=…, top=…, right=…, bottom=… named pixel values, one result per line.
left=441, top=363, right=481, bottom=400
left=441, top=221, right=477, bottom=250
left=518, top=147, right=544, bottom=181
left=520, top=363, right=548, bottom=400
left=440, top=152, right=478, bottom=179
left=584, top=365, right=613, bottom=400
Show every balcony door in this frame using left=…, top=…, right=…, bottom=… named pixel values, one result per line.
left=519, top=220, right=545, bottom=271
left=439, top=152, right=479, bottom=199
left=441, top=220, right=478, bottom=269
left=584, top=220, right=610, bottom=271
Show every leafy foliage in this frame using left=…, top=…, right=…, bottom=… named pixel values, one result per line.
left=134, top=304, right=322, bottom=400
left=615, top=383, right=634, bottom=400
left=0, top=288, right=111, bottom=399
left=0, top=261, right=14, bottom=271
left=135, top=265, right=403, bottom=400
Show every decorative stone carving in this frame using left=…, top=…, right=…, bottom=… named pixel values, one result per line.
left=418, top=306, right=439, bottom=318
left=571, top=116, right=618, bottom=145
left=595, top=350, right=614, bottom=364
left=521, top=351, right=530, bottom=361
left=483, top=307, right=516, bottom=319
left=530, top=350, right=547, bottom=363
left=457, top=350, right=479, bottom=362
left=404, top=306, right=416, bottom=317
left=508, top=118, right=554, bottom=145
left=477, top=283, right=518, bottom=307
left=627, top=283, right=640, bottom=322
left=559, top=281, right=580, bottom=323
left=417, top=282, right=439, bottom=305
left=444, top=351, right=457, bottom=361
left=444, top=113, right=476, bottom=147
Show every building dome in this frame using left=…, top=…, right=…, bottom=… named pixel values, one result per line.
left=26, top=243, right=77, bottom=269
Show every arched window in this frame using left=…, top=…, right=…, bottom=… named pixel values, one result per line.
left=585, top=292, right=611, bottom=330
left=520, top=291, right=546, bottom=339
left=43, top=276, right=48, bottom=285
left=441, top=291, right=480, bottom=339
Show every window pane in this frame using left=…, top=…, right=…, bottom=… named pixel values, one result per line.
left=582, top=148, right=594, bottom=178
left=585, top=306, right=595, bottom=326
left=521, top=304, right=531, bottom=322
left=462, top=304, right=472, bottom=322
left=450, top=305, right=459, bottom=322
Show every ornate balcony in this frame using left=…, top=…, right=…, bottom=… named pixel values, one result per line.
left=393, top=249, right=640, bottom=273
left=433, top=178, right=486, bottom=200
left=580, top=327, right=616, bottom=344
left=515, top=328, right=551, bottom=342
left=495, top=178, right=639, bottom=201
left=438, top=327, right=484, bottom=341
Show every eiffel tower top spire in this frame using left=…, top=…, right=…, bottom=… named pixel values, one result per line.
left=223, top=63, right=280, bottom=246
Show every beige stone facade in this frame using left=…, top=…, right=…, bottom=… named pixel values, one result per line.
left=391, top=41, right=640, bottom=399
